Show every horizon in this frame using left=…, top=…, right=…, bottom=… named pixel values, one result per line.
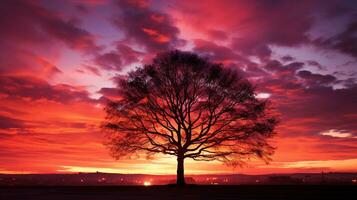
left=2, top=171, right=356, bottom=187
left=1, top=0, right=357, bottom=176
left=2, top=171, right=357, bottom=176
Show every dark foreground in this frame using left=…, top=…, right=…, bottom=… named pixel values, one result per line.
left=1, top=185, right=356, bottom=200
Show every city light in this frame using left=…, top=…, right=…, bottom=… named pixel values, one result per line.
left=143, top=181, right=151, bottom=186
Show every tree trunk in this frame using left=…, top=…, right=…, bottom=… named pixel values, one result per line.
left=176, top=154, right=185, bottom=185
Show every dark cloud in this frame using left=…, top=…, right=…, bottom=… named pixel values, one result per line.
left=113, top=0, right=184, bottom=52
left=98, top=87, right=120, bottom=99
left=263, top=60, right=304, bottom=75
left=243, top=63, right=270, bottom=78
left=306, top=60, right=324, bottom=70
left=264, top=60, right=283, bottom=72
left=315, top=19, right=357, bottom=58
left=285, top=62, right=305, bottom=72
left=173, top=17, right=356, bottom=142
left=256, top=62, right=357, bottom=139
left=0, top=0, right=100, bottom=54
left=95, top=52, right=122, bottom=71
left=338, top=77, right=357, bottom=88
left=226, top=0, right=314, bottom=57
left=0, top=75, right=93, bottom=103
left=94, top=44, right=143, bottom=71
left=116, top=44, right=143, bottom=64
left=248, top=1, right=313, bottom=46
left=232, top=39, right=274, bottom=61
left=193, top=39, right=243, bottom=62
left=259, top=79, right=302, bottom=95
left=281, top=55, right=295, bottom=62
left=0, top=116, right=24, bottom=129
left=174, top=0, right=355, bottom=61
left=41, top=17, right=100, bottom=54
left=192, top=39, right=270, bottom=78
left=321, top=0, right=355, bottom=18
left=286, top=85, right=357, bottom=134
left=297, top=70, right=337, bottom=86
left=0, top=0, right=100, bottom=83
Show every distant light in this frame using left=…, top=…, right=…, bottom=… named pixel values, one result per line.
left=256, top=93, right=271, bottom=99
left=98, top=177, right=106, bottom=183
left=352, top=179, right=357, bottom=183
left=143, top=181, right=151, bottom=186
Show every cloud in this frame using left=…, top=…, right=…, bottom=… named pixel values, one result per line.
left=281, top=55, right=295, bottom=62
left=193, top=39, right=243, bottom=62
left=315, top=19, right=357, bottom=58
left=265, top=80, right=357, bottom=141
left=0, top=0, right=100, bottom=54
left=0, top=0, right=101, bottom=85
left=297, top=70, right=337, bottom=86
left=113, top=0, right=184, bottom=52
left=252, top=57, right=357, bottom=153
left=265, top=158, right=357, bottom=171
left=173, top=0, right=315, bottom=54
left=98, top=87, right=119, bottom=99
left=263, top=60, right=304, bottom=76
left=0, top=70, right=105, bottom=173
left=320, top=129, right=357, bottom=138
left=95, top=52, right=122, bottom=71
left=306, top=60, right=324, bottom=70
left=94, top=44, right=143, bottom=71
left=0, top=50, right=62, bottom=78
left=117, top=44, right=144, bottom=64
left=0, top=115, right=24, bottom=129
left=0, top=75, right=93, bottom=103
left=0, top=130, right=111, bottom=173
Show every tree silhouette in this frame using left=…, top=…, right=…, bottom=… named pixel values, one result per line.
left=103, top=50, right=277, bottom=185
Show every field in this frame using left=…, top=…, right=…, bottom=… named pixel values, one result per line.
left=1, top=185, right=356, bottom=200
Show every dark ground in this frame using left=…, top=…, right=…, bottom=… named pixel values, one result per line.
left=1, top=185, right=356, bottom=200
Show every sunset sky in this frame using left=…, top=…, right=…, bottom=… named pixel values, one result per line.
left=1, top=0, right=357, bottom=175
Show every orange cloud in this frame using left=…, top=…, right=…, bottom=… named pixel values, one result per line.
left=142, top=28, right=171, bottom=43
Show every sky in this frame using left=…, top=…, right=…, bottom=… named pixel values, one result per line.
left=0, top=0, right=357, bottom=175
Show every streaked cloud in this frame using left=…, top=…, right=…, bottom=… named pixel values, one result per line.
left=266, top=158, right=357, bottom=172
left=320, top=129, right=357, bottom=139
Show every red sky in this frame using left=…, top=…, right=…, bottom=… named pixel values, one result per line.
left=1, top=0, right=357, bottom=175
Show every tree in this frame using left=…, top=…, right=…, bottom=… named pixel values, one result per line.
left=103, top=50, right=277, bottom=185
